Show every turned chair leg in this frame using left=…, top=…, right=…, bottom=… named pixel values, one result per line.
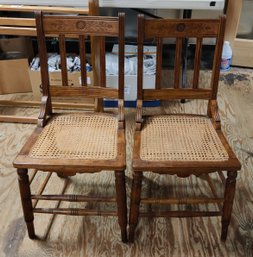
left=128, top=171, right=143, bottom=243
left=221, top=170, right=237, bottom=241
left=115, top=170, right=128, bottom=243
left=17, top=168, right=36, bottom=239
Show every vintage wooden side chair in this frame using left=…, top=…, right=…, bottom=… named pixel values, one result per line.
left=129, top=15, right=241, bottom=242
left=13, top=12, right=128, bottom=242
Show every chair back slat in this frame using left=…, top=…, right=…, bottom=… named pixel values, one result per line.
left=155, top=37, right=163, bottom=89
left=118, top=13, right=125, bottom=99
left=99, top=37, right=106, bottom=88
left=59, top=34, right=68, bottom=87
left=144, top=19, right=220, bottom=38
left=143, top=88, right=212, bottom=100
left=137, top=15, right=226, bottom=101
left=42, top=16, right=119, bottom=36
left=79, top=35, right=87, bottom=87
left=137, top=15, right=145, bottom=100
left=50, top=86, right=118, bottom=98
left=174, top=38, right=182, bottom=89
left=35, top=11, right=125, bottom=106
left=192, top=37, right=203, bottom=89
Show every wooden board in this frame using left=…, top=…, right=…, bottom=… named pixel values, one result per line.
left=0, top=1, right=225, bottom=10
left=0, top=5, right=88, bottom=14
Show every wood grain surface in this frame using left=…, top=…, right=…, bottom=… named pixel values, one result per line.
left=0, top=68, right=253, bottom=257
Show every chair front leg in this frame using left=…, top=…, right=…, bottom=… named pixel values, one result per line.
left=221, top=170, right=237, bottom=241
left=115, top=170, right=128, bottom=243
left=17, top=168, right=36, bottom=239
left=129, top=171, right=143, bottom=243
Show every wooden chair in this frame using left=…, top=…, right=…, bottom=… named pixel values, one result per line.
left=129, top=15, right=241, bottom=242
left=13, top=12, right=127, bottom=242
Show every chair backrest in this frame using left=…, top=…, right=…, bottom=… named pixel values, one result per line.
left=137, top=15, right=226, bottom=101
left=35, top=12, right=125, bottom=107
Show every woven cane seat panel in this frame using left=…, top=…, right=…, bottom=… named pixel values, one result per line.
left=29, top=113, right=118, bottom=160
left=140, top=115, right=229, bottom=162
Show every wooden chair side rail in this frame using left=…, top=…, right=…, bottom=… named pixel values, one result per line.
left=132, top=168, right=228, bottom=217
left=138, top=171, right=225, bottom=219
left=0, top=0, right=99, bottom=124
left=129, top=170, right=238, bottom=242
left=29, top=172, right=120, bottom=217
left=18, top=167, right=127, bottom=240
left=32, top=194, right=119, bottom=217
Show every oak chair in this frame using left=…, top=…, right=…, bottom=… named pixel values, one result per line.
left=129, top=15, right=241, bottom=242
left=13, top=12, right=128, bottom=242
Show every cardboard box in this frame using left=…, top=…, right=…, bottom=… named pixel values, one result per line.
left=0, top=59, right=32, bottom=94
left=0, top=37, right=33, bottom=94
left=107, top=74, right=155, bottom=101
left=29, top=70, right=93, bottom=100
